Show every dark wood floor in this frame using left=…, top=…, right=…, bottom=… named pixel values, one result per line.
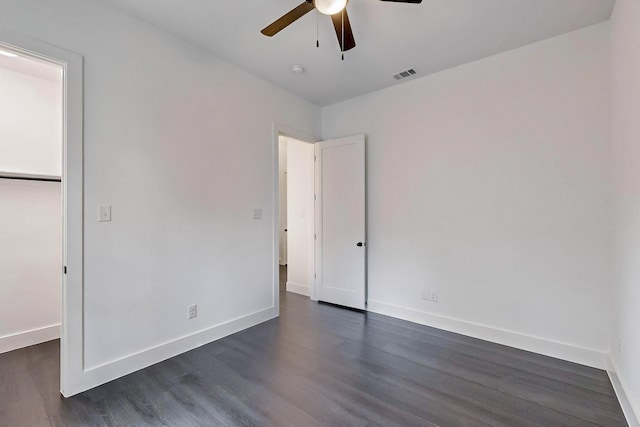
left=0, top=267, right=627, bottom=426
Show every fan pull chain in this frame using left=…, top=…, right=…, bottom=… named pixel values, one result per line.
left=316, top=9, right=319, bottom=48
left=341, top=9, right=344, bottom=60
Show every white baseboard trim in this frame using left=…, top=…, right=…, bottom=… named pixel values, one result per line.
left=66, top=306, right=277, bottom=397
left=286, top=281, right=310, bottom=297
left=0, top=324, right=61, bottom=354
left=367, top=300, right=608, bottom=369
left=607, top=356, right=640, bottom=427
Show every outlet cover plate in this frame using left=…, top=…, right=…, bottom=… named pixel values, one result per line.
left=188, top=304, right=197, bottom=319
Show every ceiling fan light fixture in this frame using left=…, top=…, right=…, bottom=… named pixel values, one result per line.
left=313, top=0, right=348, bottom=16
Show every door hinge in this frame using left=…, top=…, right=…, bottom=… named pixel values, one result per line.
left=314, top=233, right=317, bottom=240
left=314, top=194, right=316, bottom=201
left=63, top=266, right=67, bottom=274
left=314, top=155, right=316, bottom=161
left=314, top=273, right=317, bottom=279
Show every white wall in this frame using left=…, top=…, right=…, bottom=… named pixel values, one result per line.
left=285, top=137, right=315, bottom=296
left=0, top=0, right=319, bottom=387
left=610, top=0, right=640, bottom=420
left=322, top=23, right=612, bottom=368
left=1, top=0, right=624, bottom=401
left=0, top=65, right=62, bottom=177
left=0, top=180, right=61, bottom=353
left=279, top=138, right=287, bottom=265
left=0, top=61, right=62, bottom=353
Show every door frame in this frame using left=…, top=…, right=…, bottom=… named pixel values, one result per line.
left=0, top=30, right=84, bottom=397
left=272, top=124, right=319, bottom=312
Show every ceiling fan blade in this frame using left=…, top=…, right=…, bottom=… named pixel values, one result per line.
left=330, top=9, right=356, bottom=52
left=261, top=1, right=315, bottom=37
left=379, top=0, right=422, bottom=3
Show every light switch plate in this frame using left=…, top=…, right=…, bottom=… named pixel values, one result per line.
left=253, top=208, right=262, bottom=219
left=99, top=205, right=111, bottom=222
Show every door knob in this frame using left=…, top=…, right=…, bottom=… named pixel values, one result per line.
left=357, top=242, right=364, bottom=247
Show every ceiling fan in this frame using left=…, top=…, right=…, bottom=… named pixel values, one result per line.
left=261, top=0, right=422, bottom=57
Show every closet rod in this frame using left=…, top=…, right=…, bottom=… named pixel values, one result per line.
left=0, top=175, right=61, bottom=182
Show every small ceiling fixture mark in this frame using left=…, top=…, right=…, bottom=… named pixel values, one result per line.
left=393, top=68, right=417, bottom=80
left=291, top=65, right=306, bottom=74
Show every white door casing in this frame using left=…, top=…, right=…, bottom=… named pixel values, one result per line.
left=0, top=30, right=84, bottom=396
left=314, top=135, right=366, bottom=309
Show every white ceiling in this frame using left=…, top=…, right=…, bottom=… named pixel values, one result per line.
left=103, top=0, right=614, bottom=106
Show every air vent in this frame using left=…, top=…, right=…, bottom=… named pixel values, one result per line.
left=393, top=68, right=417, bottom=80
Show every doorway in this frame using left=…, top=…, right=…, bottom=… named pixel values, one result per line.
left=274, top=129, right=367, bottom=312
left=0, top=46, right=63, bottom=353
left=0, top=32, right=82, bottom=397
left=278, top=135, right=315, bottom=298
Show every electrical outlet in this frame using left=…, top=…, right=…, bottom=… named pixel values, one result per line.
left=430, top=290, right=438, bottom=303
left=188, top=304, right=197, bottom=319
left=422, top=289, right=439, bottom=303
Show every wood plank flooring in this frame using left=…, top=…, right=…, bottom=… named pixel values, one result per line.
left=0, top=267, right=627, bottom=426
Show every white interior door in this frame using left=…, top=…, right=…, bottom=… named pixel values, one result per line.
left=281, top=170, right=287, bottom=265
left=278, top=138, right=288, bottom=266
left=315, top=135, right=366, bottom=309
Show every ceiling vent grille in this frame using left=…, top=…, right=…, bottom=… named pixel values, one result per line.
left=393, top=68, right=417, bottom=80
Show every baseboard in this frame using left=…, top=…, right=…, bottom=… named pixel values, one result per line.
left=607, top=356, right=640, bottom=427
left=64, top=306, right=278, bottom=397
left=367, top=300, right=607, bottom=369
left=286, top=281, right=310, bottom=296
left=0, top=324, right=61, bottom=354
